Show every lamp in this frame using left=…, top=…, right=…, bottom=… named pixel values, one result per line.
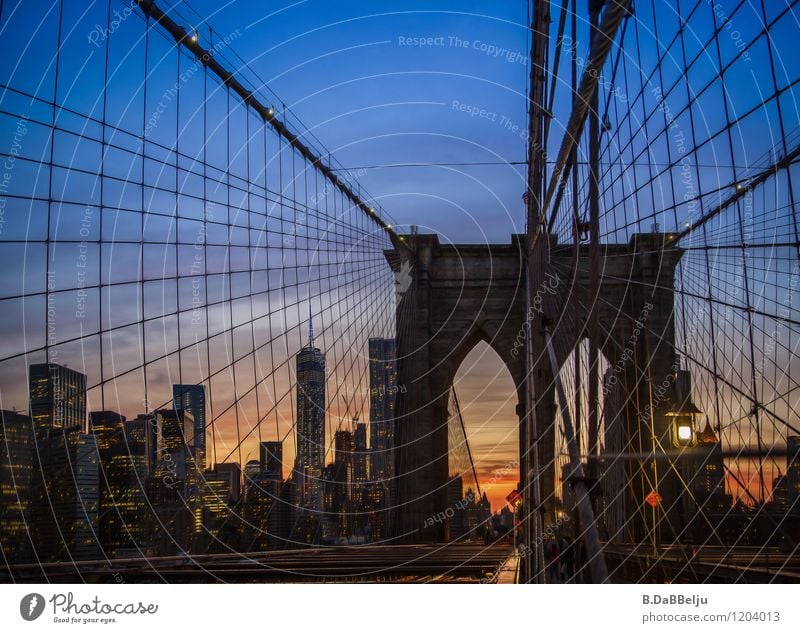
left=667, top=369, right=703, bottom=448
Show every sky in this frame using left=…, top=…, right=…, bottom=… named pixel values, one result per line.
left=177, top=0, right=533, bottom=243
left=455, top=342, right=520, bottom=511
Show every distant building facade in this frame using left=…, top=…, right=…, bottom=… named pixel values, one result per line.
left=0, top=410, right=35, bottom=561
left=172, top=384, right=206, bottom=471
left=368, top=338, right=397, bottom=484
left=294, top=321, right=326, bottom=513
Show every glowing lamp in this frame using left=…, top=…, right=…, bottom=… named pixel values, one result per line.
left=676, top=422, right=693, bottom=441
left=667, top=370, right=703, bottom=448
left=667, top=405, right=701, bottom=447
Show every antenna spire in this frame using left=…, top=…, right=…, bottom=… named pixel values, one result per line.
left=308, top=303, right=314, bottom=348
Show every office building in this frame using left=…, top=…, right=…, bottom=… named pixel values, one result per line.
left=89, top=411, right=129, bottom=555
left=127, top=413, right=158, bottom=474
left=29, top=363, right=86, bottom=434
left=446, top=476, right=465, bottom=541
left=0, top=410, right=35, bottom=562
left=259, top=441, right=283, bottom=480
left=172, top=384, right=206, bottom=471
left=216, top=462, right=242, bottom=503
left=368, top=338, right=397, bottom=484
left=243, top=471, right=281, bottom=551
left=788, top=435, right=800, bottom=510
left=202, top=468, right=239, bottom=552
left=294, top=314, right=326, bottom=512
left=353, top=422, right=368, bottom=484
left=26, top=364, right=99, bottom=560
left=146, top=408, right=201, bottom=554
left=31, top=426, right=100, bottom=560
left=72, top=432, right=100, bottom=559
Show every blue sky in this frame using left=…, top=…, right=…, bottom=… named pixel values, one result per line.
left=160, top=0, right=534, bottom=243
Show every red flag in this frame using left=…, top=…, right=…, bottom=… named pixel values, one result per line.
left=645, top=491, right=662, bottom=508
left=506, top=489, right=521, bottom=506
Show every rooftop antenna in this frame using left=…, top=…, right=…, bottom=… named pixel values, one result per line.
left=340, top=394, right=351, bottom=432
left=308, top=303, right=314, bottom=348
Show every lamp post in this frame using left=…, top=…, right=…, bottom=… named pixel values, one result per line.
left=667, top=370, right=703, bottom=449
left=667, top=369, right=704, bottom=547
left=668, top=403, right=702, bottom=448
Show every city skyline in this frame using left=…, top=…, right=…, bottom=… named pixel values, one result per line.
left=2, top=325, right=521, bottom=512
left=5, top=317, right=798, bottom=525
left=0, top=333, right=506, bottom=559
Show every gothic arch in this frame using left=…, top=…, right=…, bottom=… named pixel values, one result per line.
left=387, top=232, right=683, bottom=542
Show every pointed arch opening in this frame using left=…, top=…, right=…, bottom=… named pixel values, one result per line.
left=449, top=340, right=520, bottom=539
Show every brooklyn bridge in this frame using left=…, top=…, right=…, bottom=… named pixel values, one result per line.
left=0, top=0, right=799, bottom=584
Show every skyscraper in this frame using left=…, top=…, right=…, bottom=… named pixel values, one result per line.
left=127, top=413, right=158, bottom=474
left=294, top=313, right=326, bottom=512
left=89, top=411, right=129, bottom=555
left=172, top=384, right=206, bottom=471
left=368, top=338, right=397, bottom=483
left=27, top=364, right=97, bottom=561
left=87, top=411, right=150, bottom=556
left=353, top=422, right=368, bottom=484
left=202, top=467, right=239, bottom=551
left=156, top=408, right=195, bottom=462
left=243, top=471, right=282, bottom=551
left=259, top=441, right=283, bottom=480
left=29, top=363, right=87, bottom=434
left=72, top=432, right=100, bottom=560
left=334, top=430, right=353, bottom=468
left=333, top=429, right=354, bottom=526
left=215, top=462, right=242, bottom=503
left=446, top=476, right=465, bottom=541
left=31, top=427, right=100, bottom=561
left=0, top=409, right=35, bottom=562
left=361, top=482, right=387, bottom=541
left=147, top=408, right=202, bottom=553
left=787, top=435, right=800, bottom=511
left=692, top=422, right=727, bottom=505
left=120, top=414, right=155, bottom=555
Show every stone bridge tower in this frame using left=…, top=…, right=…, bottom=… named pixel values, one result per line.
left=386, top=233, right=683, bottom=544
